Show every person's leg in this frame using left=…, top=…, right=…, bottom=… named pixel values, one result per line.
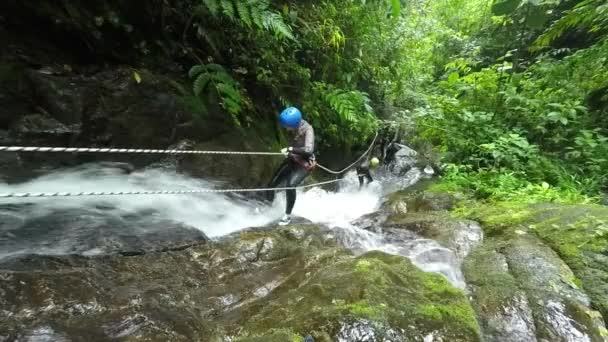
left=285, top=167, right=310, bottom=215
left=358, top=175, right=364, bottom=188
left=265, top=159, right=290, bottom=202
left=365, top=173, right=373, bottom=185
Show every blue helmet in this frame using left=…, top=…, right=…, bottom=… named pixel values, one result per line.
left=279, top=107, right=302, bottom=128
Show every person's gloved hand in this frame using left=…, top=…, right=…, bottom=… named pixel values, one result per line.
left=280, top=147, right=292, bottom=156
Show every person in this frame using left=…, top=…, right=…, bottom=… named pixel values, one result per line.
left=266, top=106, right=315, bottom=225
left=356, top=157, right=379, bottom=188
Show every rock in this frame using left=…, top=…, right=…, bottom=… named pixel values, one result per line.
left=382, top=190, right=482, bottom=262
left=464, top=244, right=538, bottom=342
left=147, top=140, right=196, bottom=171
left=0, top=207, right=208, bottom=259
left=0, top=224, right=481, bottom=341
left=177, top=131, right=282, bottom=188
left=0, top=61, right=31, bottom=128
left=387, top=189, right=457, bottom=214
left=465, top=235, right=608, bottom=342
left=389, top=143, right=418, bottom=175
left=465, top=202, right=608, bottom=324
left=25, top=69, right=88, bottom=125
left=9, top=113, right=78, bottom=145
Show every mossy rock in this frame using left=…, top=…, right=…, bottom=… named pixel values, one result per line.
left=382, top=190, right=483, bottom=262
left=461, top=202, right=608, bottom=323
left=387, top=188, right=457, bottom=215
left=234, top=250, right=480, bottom=341
left=465, top=234, right=607, bottom=341
left=0, top=224, right=480, bottom=341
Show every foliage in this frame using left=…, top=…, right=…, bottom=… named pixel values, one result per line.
left=304, top=82, right=378, bottom=146
left=534, top=0, right=608, bottom=49
left=434, top=164, right=596, bottom=204
left=189, top=63, right=248, bottom=126
left=200, top=0, right=294, bottom=40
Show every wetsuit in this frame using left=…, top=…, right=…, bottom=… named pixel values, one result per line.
left=266, top=119, right=315, bottom=215
left=356, top=159, right=373, bottom=188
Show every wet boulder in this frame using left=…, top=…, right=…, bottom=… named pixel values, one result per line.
left=465, top=235, right=608, bottom=342
left=465, top=202, right=608, bottom=324
left=0, top=224, right=481, bottom=341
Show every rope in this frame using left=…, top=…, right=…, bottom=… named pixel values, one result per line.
left=315, top=132, right=379, bottom=175
left=0, top=146, right=284, bottom=156
left=0, top=179, right=342, bottom=199
left=0, top=131, right=379, bottom=175
left=0, top=132, right=378, bottom=198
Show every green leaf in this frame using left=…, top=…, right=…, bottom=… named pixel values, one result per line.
left=133, top=71, right=142, bottom=84
left=526, top=7, right=549, bottom=28
left=390, top=0, right=401, bottom=17
left=221, top=0, right=235, bottom=19
left=448, top=72, right=459, bottom=84
left=193, top=73, right=212, bottom=96
left=203, top=0, right=220, bottom=16
left=188, top=65, right=206, bottom=78
left=492, top=0, right=522, bottom=15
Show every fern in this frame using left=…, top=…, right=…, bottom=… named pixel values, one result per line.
left=236, top=1, right=252, bottom=27
left=200, top=0, right=294, bottom=40
left=189, top=63, right=245, bottom=126
left=534, top=0, right=608, bottom=49
left=220, top=0, right=235, bottom=19
left=262, top=12, right=295, bottom=40
left=202, top=0, right=220, bottom=16
left=313, top=82, right=377, bottom=135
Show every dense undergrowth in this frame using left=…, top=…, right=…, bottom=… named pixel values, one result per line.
left=184, top=0, right=608, bottom=200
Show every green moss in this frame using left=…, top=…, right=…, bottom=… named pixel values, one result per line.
left=234, top=250, right=480, bottom=341
left=454, top=198, right=608, bottom=322
left=234, top=328, right=303, bottom=342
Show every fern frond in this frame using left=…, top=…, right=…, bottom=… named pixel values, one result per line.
left=188, top=64, right=206, bottom=78
left=193, top=73, right=212, bottom=96
left=533, top=0, right=606, bottom=49
left=202, top=0, right=220, bottom=16
left=262, top=12, right=295, bottom=40
left=249, top=1, right=267, bottom=29
left=236, top=1, right=253, bottom=27
left=204, top=63, right=227, bottom=74
left=215, top=82, right=241, bottom=100
left=211, top=72, right=238, bottom=87
left=221, top=0, right=236, bottom=19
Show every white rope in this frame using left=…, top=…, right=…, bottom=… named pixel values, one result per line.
left=0, top=146, right=284, bottom=155
left=315, top=132, right=379, bottom=175
left=0, top=132, right=378, bottom=198
left=0, top=132, right=378, bottom=175
left=0, top=179, right=342, bottom=199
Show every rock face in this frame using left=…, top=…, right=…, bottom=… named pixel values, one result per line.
left=0, top=224, right=481, bottom=342
left=375, top=187, right=608, bottom=341
left=0, top=206, right=209, bottom=259
left=0, top=63, right=279, bottom=185
left=465, top=203, right=608, bottom=326
left=458, top=201, right=608, bottom=341
left=352, top=188, right=483, bottom=289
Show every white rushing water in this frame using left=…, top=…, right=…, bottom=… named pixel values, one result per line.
left=0, top=163, right=466, bottom=287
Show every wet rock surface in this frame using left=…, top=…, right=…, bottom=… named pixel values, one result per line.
left=369, top=188, right=608, bottom=341
left=465, top=235, right=608, bottom=342
left=464, top=202, right=608, bottom=326
left=0, top=206, right=208, bottom=260
left=0, top=224, right=480, bottom=342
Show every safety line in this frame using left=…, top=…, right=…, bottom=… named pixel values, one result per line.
left=0, top=146, right=284, bottom=156
left=0, top=179, right=343, bottom=199
left=315, top=132, right=379, bottom=175
left=0, top=131, right=378, bottom=175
